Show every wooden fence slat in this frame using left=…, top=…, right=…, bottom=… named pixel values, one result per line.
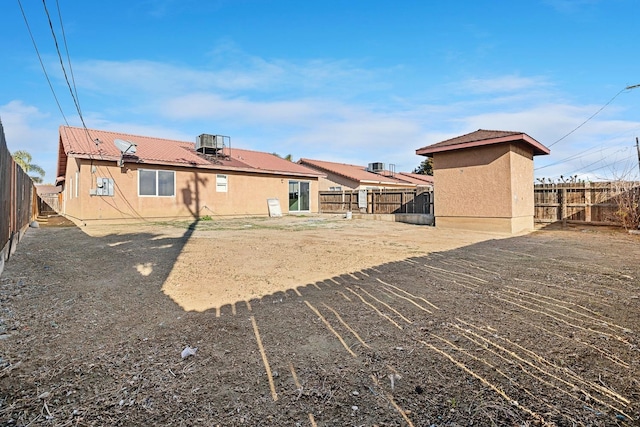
left=533, top=182, right=639, bottom=225
left=319, top=189, right=433, bottom=215
left=321, top=183, right=637, bottom=226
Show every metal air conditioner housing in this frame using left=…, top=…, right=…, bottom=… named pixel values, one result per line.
left=367, top=162, right=385, bottom=173
left=196, top=134, right=225, bottom=154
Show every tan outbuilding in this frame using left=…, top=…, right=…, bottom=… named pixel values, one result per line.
left=416, top=129, right=550, bottom=233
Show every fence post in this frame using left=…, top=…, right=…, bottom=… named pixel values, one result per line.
left=584, top=182, right=591, bottom=222
left=561, top=187, right=567, bottom=227
left=370, top=191, right=374, bottom=214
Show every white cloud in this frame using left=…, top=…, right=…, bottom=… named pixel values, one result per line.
left=456, top=75, right=552, bottom=95
left=0, top=100, right=59, bottom=183
left=10, top=40, right=639, bottom=184
left=162, top=93, right=324, bottom=123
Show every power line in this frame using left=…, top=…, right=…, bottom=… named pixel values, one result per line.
left=571, top=146, right=631, bottom=174
left=41, top=0, right=88, bottom=131
left=547, top=88, right=626, bottom=148
left=55, top=0, right=82, bottom=119
left=17, top=0, right=68, bottom=125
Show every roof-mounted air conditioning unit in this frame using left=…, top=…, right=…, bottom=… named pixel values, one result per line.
left=196, top=134, right=228, bottom=154
left=367, top=162, right=385, bottom=172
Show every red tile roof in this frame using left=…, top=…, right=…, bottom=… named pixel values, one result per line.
left=35, top=184, right=61, bottom=195
left=58, top=126, right=324, bottom=178
left=416, top=129, right=550, bottom=156
left=395, top=172, right=434, bottom=185
left=299, top=158, right=413, bottom=185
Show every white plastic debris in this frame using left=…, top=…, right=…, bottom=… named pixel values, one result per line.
left=181, top=346, right=197, bottom=359
left=389, top=373, right=402, bottom=391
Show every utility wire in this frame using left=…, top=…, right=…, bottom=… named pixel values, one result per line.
left=548, top=84, right=640, bottom=148
left=17, top=0, right=68, bottom=125
left=548, top=88, right=626, bottom=148
left=535, top=142, right=634, bottom=171
left=55, top=0, right=82, bottom=118
left=571, top=147, right=630, bottom=174
left=41, top=0, right=88, bottom=132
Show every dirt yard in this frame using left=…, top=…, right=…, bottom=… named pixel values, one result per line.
left=0, top=215, right=638, bottom=426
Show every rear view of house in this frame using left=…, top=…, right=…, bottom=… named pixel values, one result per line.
left=56, top=126, right=324, bottom=222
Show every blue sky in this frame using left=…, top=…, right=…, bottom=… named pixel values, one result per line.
left=2, top=0, right=640, bottom=184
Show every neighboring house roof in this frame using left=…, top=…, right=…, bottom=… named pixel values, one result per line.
left=35, top=184, right=61, bottom=195
left=394, top=172, right=434, bottom=185
left=298, top=158, right=412, bottom=186
left=415, top=129, right=550, bottom=156
left=57, top=126, right=324, bottom=181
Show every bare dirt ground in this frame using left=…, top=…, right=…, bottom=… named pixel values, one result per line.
left=0, top=215, right=639, bottom=426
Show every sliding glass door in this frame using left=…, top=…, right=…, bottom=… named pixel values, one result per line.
left=289, top=181, right=310, bottom=212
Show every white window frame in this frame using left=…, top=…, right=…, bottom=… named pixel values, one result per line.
left=138, top=169, right=176, bottom=197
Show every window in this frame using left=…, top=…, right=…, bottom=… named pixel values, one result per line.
left=139, top=169, right=175, bottom=196
left=216, top=174, right=228, bottom=192
left=329, top=186, right=342, bottom=191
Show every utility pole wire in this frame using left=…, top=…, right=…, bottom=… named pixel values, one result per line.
left=548, top=89, right=624, bottom=148
left=548, top=84, right=640, bottom=149
left=16, top=0, right=68, bottom=125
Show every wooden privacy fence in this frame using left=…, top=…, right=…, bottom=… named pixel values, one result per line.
left=319, top=183, right=636, bottom=226
left=534, top=182, right=639, bottom=225
left=1, top=119, right=37, bottom=272
left=319, top=189, right=433, bottom=215
left=38, top=193, right=61, bottom=214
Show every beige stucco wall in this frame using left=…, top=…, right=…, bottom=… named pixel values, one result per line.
left=432, top=143, right=535, bottom=233
left=435, top=216, right=532, bottom=234
left=318, top=173, right=359, bottom=191
left=62, top=159, right=319, bottom=221
left=509, top=144, right=534, bottom=218
left=316, top=173, right=415, bottom=192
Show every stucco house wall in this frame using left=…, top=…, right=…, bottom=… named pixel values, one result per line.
left=317, top=172, right=359, bottom=191
left=433, top=144, right=513, bottom=218
left=433, top=143, right=536, bottom=233
left=57, top=126, right=323, bottom=222
left=62, top=159, right=318, bottom=221
left=509, top=144, right=534, bottom=218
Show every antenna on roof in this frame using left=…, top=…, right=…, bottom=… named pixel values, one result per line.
left=113, top=138, right=137, bottom=167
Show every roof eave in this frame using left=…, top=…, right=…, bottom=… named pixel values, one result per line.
left=416, top=133, right=550, bottom=157
left=69, top=154, right=325, bottom=178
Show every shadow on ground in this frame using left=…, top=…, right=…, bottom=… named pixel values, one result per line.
left=0, top=222, right=638, bottom=426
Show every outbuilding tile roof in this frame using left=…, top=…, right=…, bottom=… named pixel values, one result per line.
left=58, top=126, right=324, bottom=178
left=416, top=129, right=550, bottom=156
